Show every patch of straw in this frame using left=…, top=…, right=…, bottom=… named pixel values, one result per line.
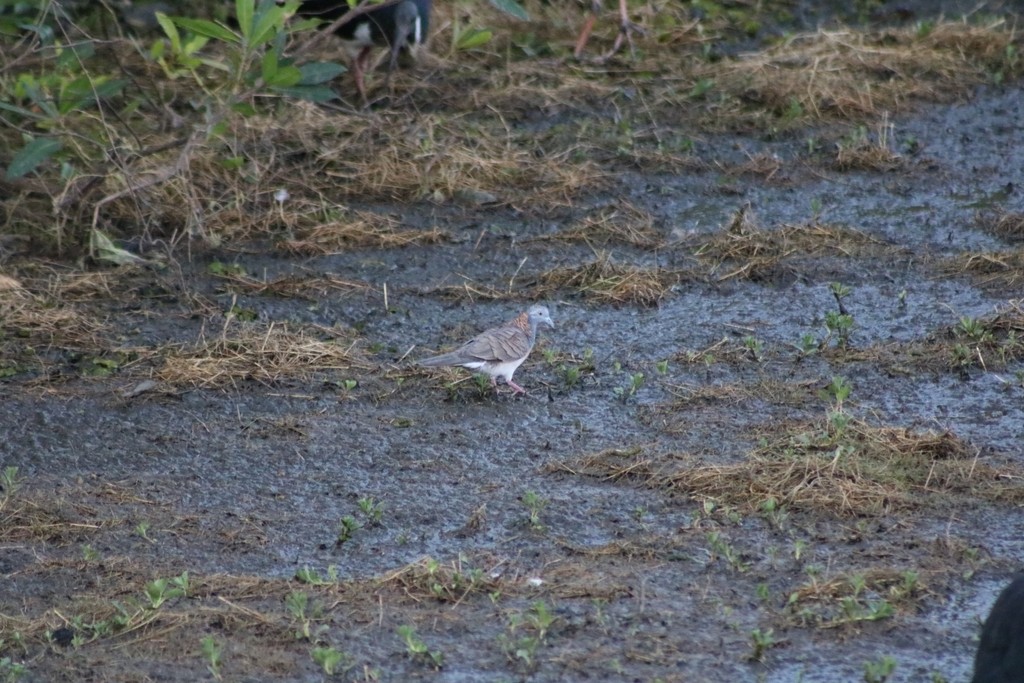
left=944, top=251, right=1024, bottom=288
left=277, top=211, right=446, bottom=254
left=696, top=205, right=891, bottom=281
left=157, top=320, right=370, bottom=388
left=535, top=252, right=677, bottom=306
left=531, top=201, right=663, bottom=248
left=549, top=418, right=1024, bottom=516
left=698, top=22, right=1019, bottom=128
left=975, top=210, right=1024, bottom=243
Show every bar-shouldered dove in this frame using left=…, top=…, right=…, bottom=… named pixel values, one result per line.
left=419, top=305, right=555, bottom=394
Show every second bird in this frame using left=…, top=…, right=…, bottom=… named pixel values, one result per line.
left=419, top=305, right=555, bottom=395
left=292, top=0, right=431, bottom=101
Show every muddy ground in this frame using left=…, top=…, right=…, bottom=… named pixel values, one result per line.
left=2, top=0, right=1024, bottom=681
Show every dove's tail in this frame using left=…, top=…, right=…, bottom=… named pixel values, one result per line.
left=418, top=352, right=464, bottom=367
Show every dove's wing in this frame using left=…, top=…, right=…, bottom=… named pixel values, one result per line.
left=454, top=324, right=531, bottom=363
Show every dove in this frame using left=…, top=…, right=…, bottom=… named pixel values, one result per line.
left=419, top=305, right=555, bottom=394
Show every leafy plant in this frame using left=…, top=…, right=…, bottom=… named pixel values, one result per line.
left=499, top=600, right=557, bottom=670
left=155, top=0, right=340, bottom=102
left=396, top=625, right=443, bottom=668
left=0, top=656, right=28, bottom=683
left=357, top=496, right=384, bottom=525
left=819, top=282, right=854, bottom=349
left=294, top=565, right=339, bottom=585
left=200, top=635, right=223, bottom=681
left=336, top=515, right=362, bottom=545
left=144, top=572, right=188, bottom=609
left=0, top=467, right=21, bottom=512
left=312, top=646, right=351, bottom=675
left=863, top=655, right=897, bottom=683
left=521, top=491, right=547, bottom=530
left=613, top=372, right=645, bottom=401
left=286, top=591, right=324, bottom=641
left=706, top=531, right=747, bottom=572
left=742, top=335, right=764, bottom=360
left=134, top=521, right=153, bottom=542
left=748, top=628, right=777, bottom=662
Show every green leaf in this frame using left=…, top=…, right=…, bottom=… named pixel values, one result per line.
left=183, top=34, right=212, bottom=57
left=489, top=0, right=529, bottom=21
left=265, top=64, right=302, bottom=88
left=155, top=12, right=181, bottom=52
left=58, top=76, right=127, bottom=114
left=287, top=17, right=322, bottom=33
left=298, top=61, right=346, bottom=84
left=261, top=49, right=279, bottom=80
left=236, top=0, right=254, bottom=40
left=90, top=229, right=148, bottom=266
left=18, top=80, right=58, bottom=118
left=5, top=137, right=62, bottom=180
left=231, top=102, right=258, bottom=116
left=172, top=17, right=240, bottom=44
left=456, top=29, right=492, bottom=50
left=250, top=5, right=286, bottom=47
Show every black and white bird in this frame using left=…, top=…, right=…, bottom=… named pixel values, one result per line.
left=973, top=573, right=1024, bottom=683
left=289, top=0, right=431, bottom=101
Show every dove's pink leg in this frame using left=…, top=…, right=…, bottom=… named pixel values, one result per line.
left=506, top=379, right=527, bottom=395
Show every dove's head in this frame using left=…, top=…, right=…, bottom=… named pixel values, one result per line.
left=527, top=305, right=555, bottom=330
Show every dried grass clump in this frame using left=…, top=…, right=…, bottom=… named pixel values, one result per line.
left=0, top=273, right=105, bottom=351
left=701, top=21, right=1019, bottom=128
left=428, top=281, right=512, bottom=302
left=316, top=112, right=600, bottom=206
left=277, top=211, right=447, bottom=254
left=462, top=60, right=622, bottom=114
left=550, top=418, right=1024, bottom=516
left=536, top=202, right=663, bottom=248
left=535, top=252, right=676, bottom=306
left=157, top=321, right=371, bottom=388
left=673, top=337, right=772, bottom=366
left=696, top=206, right=888, bottom=281
left=834, top=141, right=902, bottom=171
left=944, top=251, right=1024, bottom=288
left=682, top=421, right=1024, bottom=514
left=217, top=273, right=373, bottom=300
left=975, top=210, right=1024, bottom=243
left=834, top=118, right=903, bottom=171
left=0, top=487, right=105, bottom=543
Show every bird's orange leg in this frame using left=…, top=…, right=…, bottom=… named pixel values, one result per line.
left=506, top=379, right=527, bottom=395
left=353, top=47, right=373, bottom=103
left=573, top=13, right=598, bottom=59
